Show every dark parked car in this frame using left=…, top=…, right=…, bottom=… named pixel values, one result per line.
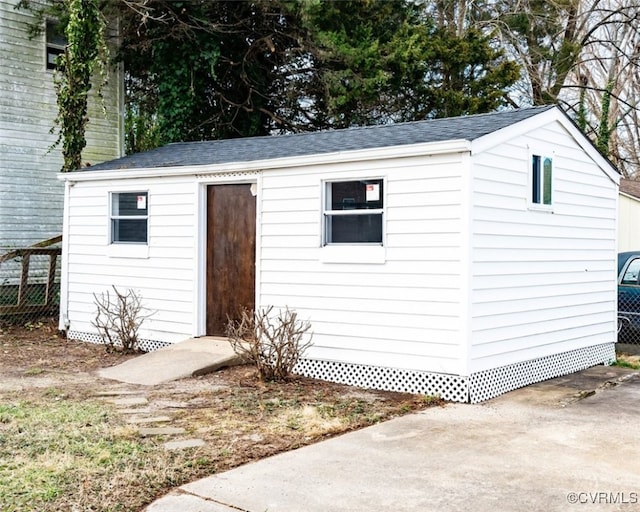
left=618, top=251, right=640, bottom=343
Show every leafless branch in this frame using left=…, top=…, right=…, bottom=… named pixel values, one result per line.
left=226, top=306, right=313, bottom=382
left=91, top=286, right=154, bottom=353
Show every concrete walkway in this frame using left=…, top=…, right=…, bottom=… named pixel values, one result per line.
left=97, top=337, right=243, bottom=385
left=145, top=365, right=640, bottom=512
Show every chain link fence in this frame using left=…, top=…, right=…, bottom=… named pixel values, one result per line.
left=0, top=237, right=62, bottom=327
left=618, top=292, right=640, bottom=345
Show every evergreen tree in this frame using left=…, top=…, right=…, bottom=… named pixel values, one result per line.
left=297, top=0, right=519, bottom=127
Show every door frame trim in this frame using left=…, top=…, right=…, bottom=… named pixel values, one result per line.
left=194, top=176, right=260, bottom=337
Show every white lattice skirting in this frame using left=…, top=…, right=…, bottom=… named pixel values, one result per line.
left=67, top=331, right=171, bottom=353
left=467, top=343, right=615, bottom=403
left=296, top=343, right=616, bottom=403
left=295, top=358, right=470, bottom=402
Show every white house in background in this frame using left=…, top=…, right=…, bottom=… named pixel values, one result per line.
left=58, top=105, right=620, bottom=403
left=0, top=0, right=123, bottom=250
left=618, top=179, right=640, bottom=252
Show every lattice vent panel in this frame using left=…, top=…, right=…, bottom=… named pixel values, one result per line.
left=468, top=343, right=616, bottom=403
left=67, top=330, right=170, bottom=352
left=195, top=170, right=261, bottom=180
left=295, top=359, right=469, bottom=403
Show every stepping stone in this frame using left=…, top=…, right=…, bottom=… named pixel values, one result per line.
left=126, top=416, right=172, bottom=424
left=108, top=396, right=148, bottom=406
left=164, top=439, right=206, bottom=451
left=152, top=400, right=192, bottom=409
left=117, top=407, right=152, bottom=414
left=94, top=390, right=143, bottom=397
left=152, top=396, right=212, bottom=409
left=138, top=426, right=186, bottom=437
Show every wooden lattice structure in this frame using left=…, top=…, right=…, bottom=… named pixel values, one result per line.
left=0, top=236, right=62, bottom=318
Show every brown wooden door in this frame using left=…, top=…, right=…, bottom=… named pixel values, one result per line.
left=206, top=184, right=256, bottom=335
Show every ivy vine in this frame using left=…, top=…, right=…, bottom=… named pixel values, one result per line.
left=53, top=0, right=108, bottom=172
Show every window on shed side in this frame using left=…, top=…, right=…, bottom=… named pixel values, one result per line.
left=46, top=20, right=66, bottom=70
left=323, top=179, right=383, bottom=244
left=532, top=154, right=553, bottom=206
left=110, top=192, right=148, bottom=244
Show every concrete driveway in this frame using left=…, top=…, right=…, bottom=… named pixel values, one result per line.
left=146, top=365, right=640, bottom=512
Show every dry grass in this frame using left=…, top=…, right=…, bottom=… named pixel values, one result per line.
left=0, top=320, right=442, bottom=511
left=614, top=352, right=640, bottom=369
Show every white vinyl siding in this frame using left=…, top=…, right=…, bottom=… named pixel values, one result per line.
left=258, top=153, right=467, bottom=375
left=0, top=0, right=123, bottom=249
left=64, top=177, right=197, bottom=343
left=469, top=120, right=617, bottom=372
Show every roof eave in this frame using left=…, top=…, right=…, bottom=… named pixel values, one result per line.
left=58, top=139, right=472, bottom=182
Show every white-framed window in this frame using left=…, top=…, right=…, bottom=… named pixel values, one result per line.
left=46, top=19, right=66, bottom=70
left=110, top=192, right=148, bottom=244
left=323, top=179, right=384, bottom=245
left=531, top=153, right=553, bottom=207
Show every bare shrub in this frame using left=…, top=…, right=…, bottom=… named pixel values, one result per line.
left=91, top=286, right=153, bottom=353
left=226, top=306, right=313, bottom=382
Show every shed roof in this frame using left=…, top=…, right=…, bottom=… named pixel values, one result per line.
left=86, top=105, right=557, bottom=172
left=620, top=179, right=640, bottom=199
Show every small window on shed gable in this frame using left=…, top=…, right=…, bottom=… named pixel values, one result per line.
left=531, top=154, right=553, bottom=206
left=46, top=20, right=66, bottom=70
left=323, top=179, right=384, bottom=245
left=110, top=192, right=148, bottom=244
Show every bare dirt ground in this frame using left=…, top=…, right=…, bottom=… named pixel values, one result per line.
left=0, top=319, right=441, bottom=511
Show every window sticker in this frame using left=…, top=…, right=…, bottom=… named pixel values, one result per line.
left=366, top=183, right=380, bottom=202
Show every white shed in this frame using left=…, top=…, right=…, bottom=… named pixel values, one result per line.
left=59, top=105, right=620, bottom=402
left=618, top=179, right=640, bottom=252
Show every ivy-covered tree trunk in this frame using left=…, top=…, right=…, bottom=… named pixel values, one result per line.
left=54, top=0, right=106, bottom=172
left=596, top=78, right=615, bottom=157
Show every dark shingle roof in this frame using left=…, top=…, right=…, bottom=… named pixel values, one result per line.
left=86, top=105, right=556, bottom=172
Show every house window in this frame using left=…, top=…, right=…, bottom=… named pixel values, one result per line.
left=110, top=192, right=148, bottom=244
left=531, top=154, right=553, bottom=206
left=323, top=179, right=383, bottom=245
left=46, top=20, right=66, bottom=70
